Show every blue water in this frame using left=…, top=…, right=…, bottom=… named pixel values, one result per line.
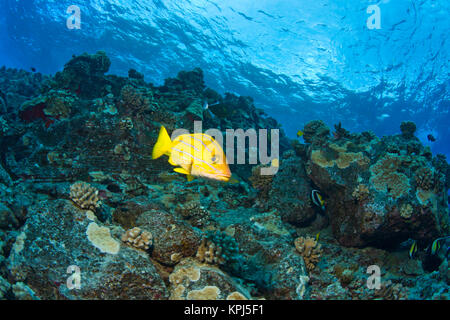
left=1, top=0, right=449, bottom=157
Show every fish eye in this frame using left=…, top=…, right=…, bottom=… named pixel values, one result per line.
left=211, top=156, right=217, bottom=163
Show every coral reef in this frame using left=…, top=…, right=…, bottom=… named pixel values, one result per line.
left=0, top=52, right=448, bottom=300
left=400, top=203, right=413, bottom=219
left=372, top=280, right=408, bottom=300
left=369, top=154, right=411, bottom=199
left=121, top=227, right=153, bottom=250
left=311, top=147, right=369, bottom=170
left=120, top=84, right=154, bottom=115
left=7, top=200, right=168, bottom=299
left=168, top=258, right=250, bottom=300
left=249, top=165, right=273, bottom=201
left=414, top=167, right=435, bottom=190
left=352, top=184, right=370, bottom=202
left=53, top=51, right=111, bottom=99
left=196, top=238, right=226, bottom=265
left=302, top=120, right=330, bottom=145
left=267, top=151, right=315, bottom=226
left=136, top=210, right=202, bottom=266
left=400, top=121, right=417, bottom=139
left=70, top=182, right=100, bottom=211
left=176, top=201, right=210, bottom=227
left=199, top=231, right=239, bottom=266
left=294, top=236, right=323, bottom=272
left=333, top=122, right=351, bottom=140
left=304, top=120, right=448, bottom=247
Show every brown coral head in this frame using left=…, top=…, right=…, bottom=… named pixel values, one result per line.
left=70, top=181, right=100, bottom=211
left=414, top=167, right=435, bottom=191
left=121, top=227, right=153, bottom=250
left=294, top=236, right=323, bottom=272
left=352, top=184, right=370, bottom=202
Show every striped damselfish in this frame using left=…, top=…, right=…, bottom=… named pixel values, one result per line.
left=152, top=126, right=231, bottom=182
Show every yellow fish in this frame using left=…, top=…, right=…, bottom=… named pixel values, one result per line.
left=297, top=130, right=304, bottom=137
left=271, top=158, right=279, bottom=168
left=152, top=126, right=231, bottom=182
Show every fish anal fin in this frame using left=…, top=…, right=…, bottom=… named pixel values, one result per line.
left=173, top=167, right=194, bottom=181
left=174, top=167, right=190, bottom=175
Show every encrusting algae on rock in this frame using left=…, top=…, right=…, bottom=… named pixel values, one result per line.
left=168, top=258, right=250, bottom=300
left=369, top=153, right=411, bottom=199
left=86, top=222, right=120, bottom=255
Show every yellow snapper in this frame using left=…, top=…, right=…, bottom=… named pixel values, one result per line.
left=152, top=126, right=231, bottom=182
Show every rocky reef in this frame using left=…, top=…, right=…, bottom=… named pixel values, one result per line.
left=0, top=52, right=448, bottom=300
left=303, top=120, right=448, bottom=248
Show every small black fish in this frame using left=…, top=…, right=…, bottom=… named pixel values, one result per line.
left=30, top=67, right=36, bottom=72
left=427, top=134, right=436, bottom=142
left=311, top=189, right=325, bottom=211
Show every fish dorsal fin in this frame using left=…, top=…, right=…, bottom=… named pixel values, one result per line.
left=152, top=126, right=172, bottom=159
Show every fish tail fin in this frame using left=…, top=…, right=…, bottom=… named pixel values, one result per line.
left=152, top=126, right=172, bottom=159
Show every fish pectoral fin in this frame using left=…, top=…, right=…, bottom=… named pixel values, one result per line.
left=174, top=167, right=190, bottom=175
left=168, top=155, right=176, bottom=166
